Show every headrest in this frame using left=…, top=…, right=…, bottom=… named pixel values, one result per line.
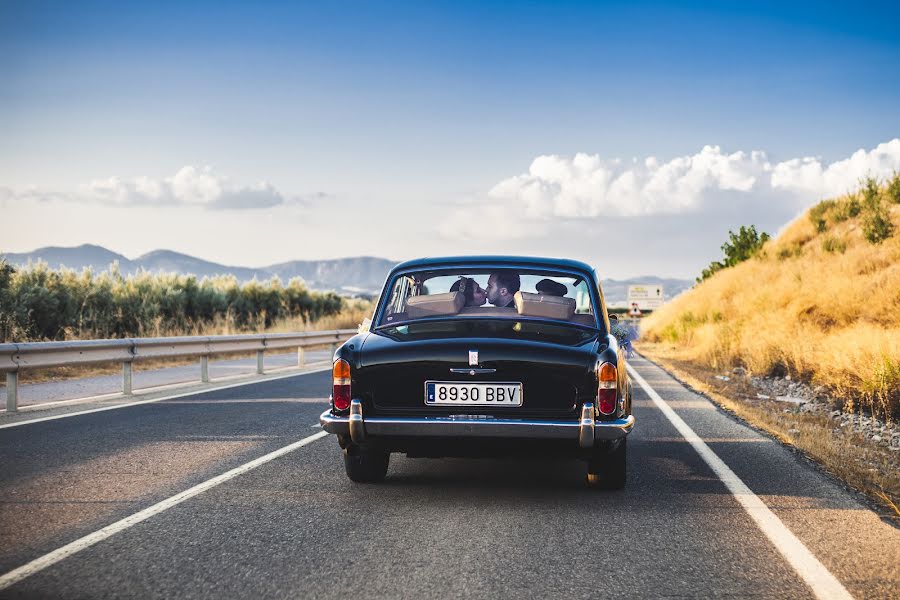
left=406, top=291, right=465, bottom=319
left=513, top=291, right=576, bottom=320
left=535, top=279, right=568, bottom=297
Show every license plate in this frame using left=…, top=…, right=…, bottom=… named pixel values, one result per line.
left=425, top=381, right=523, bottom=406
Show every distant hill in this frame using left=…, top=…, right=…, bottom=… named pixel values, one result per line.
left=1, top=245, right=396, bottom=296
left=266, top=257, right=396, bottom=293
left=135, top=249, right=268, bottom=282
left=2, top=244, right=137, bottom=274
left=1, top=244, right=692, bottom=301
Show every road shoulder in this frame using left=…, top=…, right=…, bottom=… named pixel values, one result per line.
left=629, top=354, right=900, bottom=599
left=636, top=344, right=900, bottom=524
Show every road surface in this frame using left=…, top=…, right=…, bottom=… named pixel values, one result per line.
left=0, top=355, right=896, bottom=598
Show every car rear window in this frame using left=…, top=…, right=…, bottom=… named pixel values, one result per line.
left=376, top=269, right=597, bottom=329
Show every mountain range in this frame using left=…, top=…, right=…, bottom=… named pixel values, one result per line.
left=1, top=244, right=394, bottom=296
left=1, top=244, right=693, bottom=302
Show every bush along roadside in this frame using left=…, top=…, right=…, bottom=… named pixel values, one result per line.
left=0, top=260, right=346, bottom=342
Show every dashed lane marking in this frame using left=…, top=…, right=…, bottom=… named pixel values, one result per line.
left=627, top=363, right=853, bottom=600
left=0, top=430, right=329, bottom=591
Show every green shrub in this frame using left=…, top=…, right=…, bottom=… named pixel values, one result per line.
left=821, top=236, right=847, bottom=254
left=0, top=262, right=345, bottom=342
left=863, top=208, right=894, bottom=244
left=809, top=199, right=837, bottom=231
left=832, top=195, right=861, bottom=222
left=0, top=257, right=18, bottom=341
left=861, top=176, right=881, bottom=209
left=697, top=225, right=770, bottom=282
left=888, top=172, right=900, bottom=204
left=858, top=176, right=895, bottom=244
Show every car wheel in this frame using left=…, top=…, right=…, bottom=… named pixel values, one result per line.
left=343, top=445, right=390, bottom=483
left=586, top=438, right=626, bottom=490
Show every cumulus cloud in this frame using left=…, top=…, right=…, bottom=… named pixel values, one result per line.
left=83, top=166, right=292, bottom=210
left=770, top=139, right=900, bottom=196
left=485, top=138, right=900, bottom=222
left=6, top=166, right=324, bottom=211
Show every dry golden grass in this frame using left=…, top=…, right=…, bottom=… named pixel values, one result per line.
left=262, top=299, right=374, bottom=334
left=643, top=197, right=900, bottom=421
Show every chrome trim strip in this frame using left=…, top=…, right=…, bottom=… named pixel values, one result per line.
left=349, top=399, right=366, bottom=443
left=320, top=409, right=634, bottom=442
left=449, top=368, right=497, bottom=374
left=578, top=402, right=595, bottom=448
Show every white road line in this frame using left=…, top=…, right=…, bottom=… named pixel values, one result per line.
left=0, top=430, right=329, bottom=591
left=626, top=363, right=853, bottom=600
left=0, top=366, right=331, bottom=430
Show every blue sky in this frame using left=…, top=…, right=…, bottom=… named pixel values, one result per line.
left=2, top=1, right=899, bottom=278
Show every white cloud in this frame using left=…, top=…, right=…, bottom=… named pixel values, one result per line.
left=83, top=166, right=289, bottom=209
left=7, top=166, right=322, bottom=211
left=484, top=139, right=900, bottom=225
left=770, top=138, right=900, bottom=196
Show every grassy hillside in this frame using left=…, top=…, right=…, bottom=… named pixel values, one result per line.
left=642, top=179, right=900, bottom=420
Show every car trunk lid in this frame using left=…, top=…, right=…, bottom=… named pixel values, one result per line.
left=358, top=319, right=599, bottom=419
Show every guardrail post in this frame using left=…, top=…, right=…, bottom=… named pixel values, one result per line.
left=122, top=362, right=133, bottom=395
left=200, top=355, right=210, bottom=383
left=297, top=347, right=305, bottom=367
left=256, top=350, right=264, bottom=374
left=5, top=372, right=18, bottom=412
left=329, top=342, right=337, bottom=357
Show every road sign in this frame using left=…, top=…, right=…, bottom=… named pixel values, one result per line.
left=629, top=302, right=642, bottom=317
left=627, top=284, right=665, bottom=310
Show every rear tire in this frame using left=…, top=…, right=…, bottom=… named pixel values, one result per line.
left=586, top=438, right=626, bottom=490
left=343, top=445, right=390, bottom=483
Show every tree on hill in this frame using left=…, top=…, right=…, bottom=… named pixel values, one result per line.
left=698, top=225, right=770, bottom=283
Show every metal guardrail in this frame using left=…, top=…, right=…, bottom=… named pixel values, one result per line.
left=0, top=330, right=357, bottom=412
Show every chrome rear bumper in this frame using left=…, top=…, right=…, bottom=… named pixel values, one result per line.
left=319, top=400, right=634, bottom=448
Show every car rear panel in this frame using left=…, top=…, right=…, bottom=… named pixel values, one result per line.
left=357, top=323, right=598, bottom=420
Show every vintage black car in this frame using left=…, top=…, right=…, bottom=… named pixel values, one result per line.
left=320, top=256, right=635, bottom=489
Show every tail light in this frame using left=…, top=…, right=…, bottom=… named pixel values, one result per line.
left=332, top=359, right=351, bottom=412
left=597, top=362, right=617, bottom=415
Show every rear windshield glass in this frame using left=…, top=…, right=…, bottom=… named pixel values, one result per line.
left=376, top=269, right=597, bottom=328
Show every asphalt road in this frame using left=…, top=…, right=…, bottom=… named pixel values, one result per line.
left=0, top=356, right=897, bottom=599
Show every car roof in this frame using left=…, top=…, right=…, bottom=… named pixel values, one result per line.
left=390, top=255, right=596, bottom=275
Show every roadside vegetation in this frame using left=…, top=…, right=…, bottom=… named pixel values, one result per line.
left=697, top=225, right=770, bottom=282
left=640, top=175, right=900, bottom=514
left=644, top=175, right=900, bottom=421
left=0, top=261, right=371, bottom=343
